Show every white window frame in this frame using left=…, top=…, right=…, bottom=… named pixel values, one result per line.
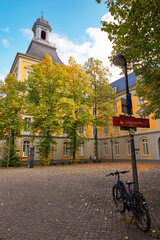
left=92, top=107, right=98, bottom=116
left=104, top=142, right=108, bottom=156
left=80, top=143, right=85, bottom=157
left=24, top=117, right=31, bottom=129
left=93, top=125, right=96, bottom=136
left=103, top=127, right=108, bottom=135
left=79, top=126, right=86, bottom=135
left=126, top=139, right=131, bottom=157
left=137, top=97, right=145, bottom=106
left=25, top=70, right=31, bottom=80
left=22, top=140, right=30, bottom=157
left=141, top=138, right=149, bottom=157
left=63, top=142, right=69, bottom=157
left=114, top=141, right=120, bottom=157
left=113, top=126, right=119, bottom=135
left=113, top=86, right=118, bottom=93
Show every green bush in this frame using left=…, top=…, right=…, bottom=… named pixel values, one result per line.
left=71, top=159, right=80, bottom=164
left=1, top=141, right=21, bottom=167
left=40, top=157, right=51, bottom=166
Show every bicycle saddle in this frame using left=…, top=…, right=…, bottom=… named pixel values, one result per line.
left=126, top=181, right=134, bottom=185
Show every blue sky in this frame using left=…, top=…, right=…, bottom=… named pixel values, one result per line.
left=0, top=0, right=121, bottom=82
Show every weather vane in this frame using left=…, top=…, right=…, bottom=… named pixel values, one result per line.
left=40, top=11, right=44, bottom=19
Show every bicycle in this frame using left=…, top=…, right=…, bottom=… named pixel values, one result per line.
left=106, top=170, right=151, bottom=232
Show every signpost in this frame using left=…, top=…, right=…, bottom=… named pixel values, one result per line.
left=113, top=116, right=150, bottom=129
left=113, top=54, right=150, bottom=192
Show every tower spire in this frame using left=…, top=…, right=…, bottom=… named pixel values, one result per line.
left=40, top=11, right=44, bottom=19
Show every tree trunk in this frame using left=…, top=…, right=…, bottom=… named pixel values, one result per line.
left=95, top=127, right=98, bottom=161
left=73, top=127, right=76, bottom=160
left=45, top=131, right=50, bottom=159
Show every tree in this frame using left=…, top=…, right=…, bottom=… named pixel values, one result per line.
left=62, top=57, right=93, bottom=161
left=96, top=0, right=160, bottom=118
left=84, top=57, right=116, bottom=161
left=26, top=53, right=69, bottom=161
left=136, top=68, right=160, bottom=119
left=0, top=74, right=26, bottom=166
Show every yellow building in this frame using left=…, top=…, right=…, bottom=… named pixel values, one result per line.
left=7, top=17, right=160, bottom=163
left=107, top=74, right=160, bottom=161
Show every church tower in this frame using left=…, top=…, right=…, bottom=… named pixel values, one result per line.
left=10, top=17, right=63, bottom=81
left=32, top=17, right=52, bottom=42
left=26, top=17, right=63, bottom=65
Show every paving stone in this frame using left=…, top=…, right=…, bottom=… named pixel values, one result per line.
left=0, top=162, right=159, bottom=239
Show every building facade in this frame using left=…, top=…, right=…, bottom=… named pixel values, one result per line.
left=3, top=17, right=160, bottom=163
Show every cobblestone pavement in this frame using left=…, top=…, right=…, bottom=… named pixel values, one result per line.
left=0, top=162, right=160, bottom=240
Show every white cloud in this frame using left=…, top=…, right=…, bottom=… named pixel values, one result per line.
left=2, top=39, right=10, bottom=48
left=101, top=12, right=116, bottom=23
left=0, top=27, right=9, bottom=33
left=19, top=28, right=33, bottom=39
left=50, top=21, right=121, bottom=82
left=50, top=33, right=91, bottom=65
left=0, top=73, right=6, bottom=81
left=19, top=12, right=121, bottom=82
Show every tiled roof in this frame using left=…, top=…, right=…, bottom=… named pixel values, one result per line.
left=111, top=72, right=137, bottom=93
left=32, top=18, right=52, bottom=32
left=26, top=39, right=64, bottom=66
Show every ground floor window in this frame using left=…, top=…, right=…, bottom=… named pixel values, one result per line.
left=80, top=143, right=85, bottom=157
left=104, top=142, right=108, bottom=156
left=126, top=139, right=131, bottom=157
left=141, top=138, right=149, bottom=157
left=114, top=141, right=120, bottom=157
left=22, top=140, right=30, bottom=157
left=63, top=142, right=69, bottom=157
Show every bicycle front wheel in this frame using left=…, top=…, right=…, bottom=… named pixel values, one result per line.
left=112, top=184, right=125, bottom=213
left=134, top=197, right=151, bottom=232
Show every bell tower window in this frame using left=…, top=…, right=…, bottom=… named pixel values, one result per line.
left=41, top=30, right=46, bottom=40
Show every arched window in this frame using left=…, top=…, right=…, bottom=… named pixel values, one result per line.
left=126, top=139, right=131, bottom=157
left=104, top=142, right=108, bottom=156
left=41, top=30, right=46, bottom=40
left=63, top=142, right=69, bottom=157
left=22, top=140, right=30, bottom=157
left=114, top=141, right=120, bottom=157
left=141, top=138, right=149, bottom=156
left=80, top=143, right=85, bottom=157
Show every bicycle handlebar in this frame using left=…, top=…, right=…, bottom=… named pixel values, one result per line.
left=106, top=170, right=130, bottom=177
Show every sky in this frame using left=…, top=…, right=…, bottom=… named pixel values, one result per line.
left=0, top=0, right=122, bottom=83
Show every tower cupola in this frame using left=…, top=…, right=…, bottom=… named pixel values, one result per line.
left=32, top=17, right=52, bottom=42
left=26, top=17, right=63, bottom=65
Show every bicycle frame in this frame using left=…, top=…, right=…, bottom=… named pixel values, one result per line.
left=117, top=177, right=135, bottom=212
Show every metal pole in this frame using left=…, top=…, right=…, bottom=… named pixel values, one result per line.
left=130, top=132, right=139, bottom=191
left=124, top=62, right=129, bottom=96
left=124, top=62, right=139, bottom=192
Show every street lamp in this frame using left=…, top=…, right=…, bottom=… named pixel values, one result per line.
left=113, top=55, right=132, bottom=115
left=113, top=54, right=139, bottom=192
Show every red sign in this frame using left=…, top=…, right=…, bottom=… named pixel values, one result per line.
left=113, top=116, right=150, bottom=128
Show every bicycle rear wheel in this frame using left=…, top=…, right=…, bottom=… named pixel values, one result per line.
left=112, top=184, right=125, bottom=213
left=134, top=197, right=151, bottom=232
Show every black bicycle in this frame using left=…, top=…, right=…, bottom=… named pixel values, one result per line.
left=107, top=170, right=151, bottom=232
